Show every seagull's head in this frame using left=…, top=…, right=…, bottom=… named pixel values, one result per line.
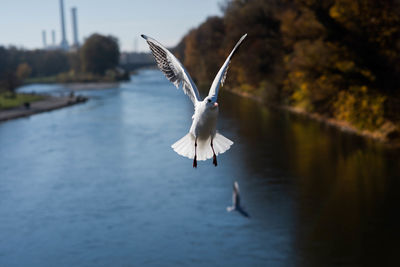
left=205, top=97, right=218, bottom=110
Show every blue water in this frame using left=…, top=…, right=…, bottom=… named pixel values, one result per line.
left=1, top=69, right=399, bottom=266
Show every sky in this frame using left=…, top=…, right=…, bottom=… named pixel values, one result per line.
left=0, top=0, right=223, bottom=52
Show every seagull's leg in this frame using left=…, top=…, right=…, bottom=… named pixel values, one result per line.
left=211, top=139, right=217, bottom=167
left=193, top=138, right=197, bottom=168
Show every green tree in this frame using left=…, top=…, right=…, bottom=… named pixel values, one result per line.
left=2, top=63, right=32, bottom=95
left=80, top=34, right=120, bottom=75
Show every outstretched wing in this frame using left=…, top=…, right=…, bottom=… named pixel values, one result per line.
left=237, top=206, right=250, bottom=218
left=233, top=181, right=240, bottom=207
left=141, top=34, right=201, bottom=105
left=208, top=34, right=247, bottom=102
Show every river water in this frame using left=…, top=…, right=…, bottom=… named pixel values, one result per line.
left=1, top=69, right=399, bottom=266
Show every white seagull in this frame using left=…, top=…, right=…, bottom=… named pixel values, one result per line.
left=227, top=181, right=250, bottom=218
left=142, top=33, right=247, bottom=167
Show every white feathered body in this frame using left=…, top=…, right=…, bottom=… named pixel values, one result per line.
left=190, top=101, right=218, bottom=139
left=172, top=100, right=233, bottom=161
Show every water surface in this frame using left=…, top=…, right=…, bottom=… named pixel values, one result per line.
left=1, top=69, right=399, bottom=266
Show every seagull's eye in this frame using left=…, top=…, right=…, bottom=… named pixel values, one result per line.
left=207, top=99, right=211, bottom=103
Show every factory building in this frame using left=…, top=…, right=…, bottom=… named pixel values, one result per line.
left=42, top=0, right=79, bottom=51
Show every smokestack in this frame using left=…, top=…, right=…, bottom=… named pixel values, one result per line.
left=52, top=30, right=56, bottom=46
left=42, top=30, right=47, bottom=48
left=134, top=37, right=138, bottom=53
left=59, top=0, right=68, bottom=50
left=71, top=7, right=79, bottom=47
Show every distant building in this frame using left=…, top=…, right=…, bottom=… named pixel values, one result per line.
left=120, top=52, right=155, bottom=70
left=45, top=30, right=59, bottom=51
left=42, top=30, right=47, bottom=48
left=71, top=7, right=79, bottom=48
left=59, top=0, right=69, bottom=50
left=41, top=1, right=81, bottom=52
left=52, top=30, right=56, bottom=46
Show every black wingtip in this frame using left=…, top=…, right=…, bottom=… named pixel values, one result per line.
left=141, top=34, right=147, bottom=39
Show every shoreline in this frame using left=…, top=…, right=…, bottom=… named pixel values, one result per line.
left=0, top=95, right=88, bottom=122
left=226, top=88, right=400, bottom=148
left=65, top=82, right=120, bottom=91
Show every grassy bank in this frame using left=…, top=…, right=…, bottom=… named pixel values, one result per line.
left=0, top=94, right=88, bottom=122
left=0, top=92, right=44, bottom=110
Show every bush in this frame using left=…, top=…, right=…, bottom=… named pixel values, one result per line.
left=334, top=86, right=386, bottom=130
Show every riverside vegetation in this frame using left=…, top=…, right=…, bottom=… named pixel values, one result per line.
left=174, top=0, right=400, bottom=142
left=0, top=91, right=44, bottom=110
left=0, top=33, right=128, bottom=110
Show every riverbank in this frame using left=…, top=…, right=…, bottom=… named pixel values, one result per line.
left=25, top=71, right=130, bottom=85
left=0, top=95, right=88, bottom=122
left=0, top=92, right=45, bottom=110
left=226, top=87, right=400, bottom=148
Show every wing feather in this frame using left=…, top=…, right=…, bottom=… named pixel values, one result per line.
left=208, top=34, right=247, bottom=101
left=142, top=34, right=201, bottom=105
left=233, top=181, right=240, bottom=207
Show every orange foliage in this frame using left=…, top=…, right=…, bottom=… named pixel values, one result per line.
left=175, top=0, right=400, bottom=130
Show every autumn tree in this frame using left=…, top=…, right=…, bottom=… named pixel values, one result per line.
left=16, top=63, right=32, bottom=81
left=281, top=0, right=400, bottom=128
left=80, top=34, right=120, bottom=75
left=181, top=17, right=226, bottom=89
left=177, top=0, right=283, bottom=99
left=175, top=0, right=400, bottom=131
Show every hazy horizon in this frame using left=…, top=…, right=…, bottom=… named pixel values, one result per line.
left=0, top=0, right=222, bottom=52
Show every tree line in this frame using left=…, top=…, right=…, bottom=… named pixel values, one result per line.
left=0, top=33, right=127, bottom=94
left=175, top=0, right=400, bottom=133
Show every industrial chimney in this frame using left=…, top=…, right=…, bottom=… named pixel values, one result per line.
left=71, top=7, right=79, bottom=47
left=59, top=0, right=69, bottom=50
left=52, top=30, right=56, bottom=46
left=42, top=30, right=47, bottom=48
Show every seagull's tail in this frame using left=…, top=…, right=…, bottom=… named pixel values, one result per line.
left=171, top=133, right=196, bottom=159
left=171, top=133, right=233, bottom=161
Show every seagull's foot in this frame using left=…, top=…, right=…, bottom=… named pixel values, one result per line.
left=213, top=154, right=217, bottom=167
left=193, top=156, right=197, bottom=168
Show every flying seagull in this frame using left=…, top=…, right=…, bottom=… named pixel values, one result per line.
left=141, top=33, right=247, bottom=167
left=227, top=181, right=250, bottom=218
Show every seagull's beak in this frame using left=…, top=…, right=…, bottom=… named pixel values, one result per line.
left=213, top=102, right=218, bottom=108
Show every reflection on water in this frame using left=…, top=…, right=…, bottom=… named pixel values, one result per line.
left=221, top=91, right=400, bottom=266
left=0, top=69, right=399, bottom=266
